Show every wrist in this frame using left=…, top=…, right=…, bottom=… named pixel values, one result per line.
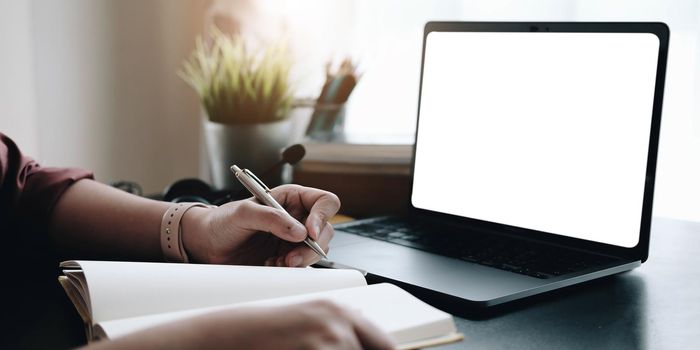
left=160, top=203, right=211, bottom=263
left=180, top=206, right=212, bottom=263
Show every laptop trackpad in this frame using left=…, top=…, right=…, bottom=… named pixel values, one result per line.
left=327, top=232, right=545, bottom=303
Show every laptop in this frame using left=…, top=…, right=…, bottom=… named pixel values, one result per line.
left=318, top=22, right=669, bottom=310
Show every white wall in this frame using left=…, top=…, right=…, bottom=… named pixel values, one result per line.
left=0, top=1, right=40, bottom=156
left=28, top=0, right=208, bottom=194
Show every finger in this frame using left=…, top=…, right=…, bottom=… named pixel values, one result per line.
left=233, top=201, right=307, bottom=242
left=299, top=187, right=340, bottom=240
left=285, top=223, right=334, bottom=267
left=271, top=185, right=340, bottom=240
left=347, top=309, right=396, bottom=350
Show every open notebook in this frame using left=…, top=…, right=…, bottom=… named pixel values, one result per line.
left=58, top=260, right=463, bottom=349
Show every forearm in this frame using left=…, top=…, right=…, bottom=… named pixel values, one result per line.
left=49, top=179, right=172, bottom=261
left=76, top=301, right=395, bottom=350
left=76, top=308, right=269, bottom=350
left=78, top=319, right=206, bottom=350
left=76, top=317, right=208, bottom=350
left=48, top=181, right=339, bottom=265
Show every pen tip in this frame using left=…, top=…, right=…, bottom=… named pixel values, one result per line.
left=230, top=165, right=241, bottom=173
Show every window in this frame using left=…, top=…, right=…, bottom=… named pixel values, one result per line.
left=246, top=0, right=700, bottom=221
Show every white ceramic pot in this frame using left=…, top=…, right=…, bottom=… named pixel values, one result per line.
left=203, top=118, right=292, bottom=190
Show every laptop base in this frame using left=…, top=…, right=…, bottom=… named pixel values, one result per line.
left=320, top=230, right=639, bottom=314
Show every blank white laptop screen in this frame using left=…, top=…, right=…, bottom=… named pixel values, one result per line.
left=412, top=32, right=660, bottom=248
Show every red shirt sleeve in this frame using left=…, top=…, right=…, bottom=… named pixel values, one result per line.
left=0, top=132, right=93, bottom=232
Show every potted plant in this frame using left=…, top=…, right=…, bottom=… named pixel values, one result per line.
left=179, top=29, right=295, bottom=190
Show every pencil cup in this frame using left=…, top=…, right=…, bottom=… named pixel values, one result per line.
left=304, top=102, right=346, bottom=141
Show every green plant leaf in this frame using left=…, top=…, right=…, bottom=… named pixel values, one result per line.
left=178, top=28, right=295, bottom=124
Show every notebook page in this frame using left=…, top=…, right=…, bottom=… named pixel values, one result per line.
left=96, top=283, right=457, bottom=346
left=63, top=260, right=366, bottom=324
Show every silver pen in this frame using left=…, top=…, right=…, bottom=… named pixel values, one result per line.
left=230, top=165, right=328, bottom=259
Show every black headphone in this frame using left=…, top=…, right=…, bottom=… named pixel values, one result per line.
left=162, top=144, right=306, bottom=205
left=162, top=178, right=214, bottom=204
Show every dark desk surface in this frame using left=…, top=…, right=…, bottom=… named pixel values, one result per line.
left=9, top=217, right=699, bottom=349
left=438, top=217, right=700, bottom=349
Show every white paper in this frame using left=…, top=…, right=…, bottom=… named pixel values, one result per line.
left=63, top=260, right=366, bottom=324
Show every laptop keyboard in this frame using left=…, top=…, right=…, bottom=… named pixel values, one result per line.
left=337, top=217, right=617, bottom=279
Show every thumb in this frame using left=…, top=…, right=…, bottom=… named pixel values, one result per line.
left=233, top=201, right=308, bottom=242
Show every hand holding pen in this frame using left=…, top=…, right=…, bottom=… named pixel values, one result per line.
left=230, top=165, right=335, bottom=262
left=179, top=173, right=338, bottom=267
